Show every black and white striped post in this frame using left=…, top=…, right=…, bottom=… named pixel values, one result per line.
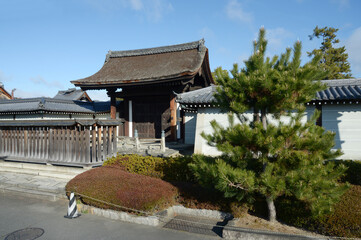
left=64, top=192, right=80, bottom=219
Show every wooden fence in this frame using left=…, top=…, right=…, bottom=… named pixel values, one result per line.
left=0, top=120, right=124, bottom=166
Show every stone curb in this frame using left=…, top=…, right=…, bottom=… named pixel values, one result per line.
left=77, top=203, right=161, bottom=226
left=76, top=204, right=231, bottom=228
left=222, top=224, right=325, bottom=240
left=76, top=203, right=328, bottom=240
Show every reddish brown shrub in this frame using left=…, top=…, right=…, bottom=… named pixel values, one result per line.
left=66, top=166, right=178, bottom=213
left=315, top=185, right=361, bottom=238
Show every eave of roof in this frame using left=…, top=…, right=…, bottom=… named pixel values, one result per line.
left=0, top=98, right=112, bottom=114
left=176, top=78, right=361, bottom=106
left=0, top=87, right=12, bottom=99
left=71, top=39, right=212, bottom=89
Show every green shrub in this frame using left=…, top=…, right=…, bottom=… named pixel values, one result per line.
left=103, top=154, right=165, bottom=178
left=103, top=154, right=196, bottom=183
left=276, top=185, right=361, bottom=238
left=66, top=167, right=177, bottom=213
left=335, top=160, right=361, bottom=185
left=161, top=155, right=196, bottom=183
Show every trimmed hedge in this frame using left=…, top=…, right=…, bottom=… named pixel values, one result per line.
left=103, top=154, right=247, bottom=215
left=103, top=154, right=196, bottom=183
left=66, top=166, right=177, bottom=213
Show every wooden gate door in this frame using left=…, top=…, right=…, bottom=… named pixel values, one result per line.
left=133, top=96, right=170, bottom=138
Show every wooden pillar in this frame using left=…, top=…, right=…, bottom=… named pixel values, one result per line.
left=170, top=94, right=177, bottom=141
left=124, top=99, right=129, bottom=137
left=107, top=88, right=117, bottom=119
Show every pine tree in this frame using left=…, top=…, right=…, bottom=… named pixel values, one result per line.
left=190, top=28, right=348, bottom=222
left=308, top=26, right=352, bottom=79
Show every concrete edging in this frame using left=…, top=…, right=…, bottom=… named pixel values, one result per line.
left=76, top=204, right=231, bottom=227
left=222, top=223, right=324, bottom=240
left=77, top=203, right=326, bottom=240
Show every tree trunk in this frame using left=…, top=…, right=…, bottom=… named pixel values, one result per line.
left=253, top=107, right=260, bottom=123
left=266, top=196, right=277, bottom=222
left=261, top=109, right=267, bottom=130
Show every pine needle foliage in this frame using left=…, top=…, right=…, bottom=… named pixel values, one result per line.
left=189, top=28, right=348, bottom=223
left=308, top=26, right=352, bottom=79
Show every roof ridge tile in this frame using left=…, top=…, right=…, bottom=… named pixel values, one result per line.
left=107, top=39, right=205, bottom=59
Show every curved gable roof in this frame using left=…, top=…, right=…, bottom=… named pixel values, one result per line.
left=71, top=39, right=213, bottom=89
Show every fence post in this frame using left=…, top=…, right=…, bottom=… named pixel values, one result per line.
left=112, top=126, right=117, bottom=156
left=85, top=127, right=90, bottom=164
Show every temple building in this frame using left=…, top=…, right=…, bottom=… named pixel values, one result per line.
left=71, top=39, right=214, bottom=141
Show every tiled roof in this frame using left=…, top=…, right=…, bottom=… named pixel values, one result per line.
left=53, top=88, right=91, bottom=101
left=0, top=98, right=111, bottom=114
left=176, top=79, right=361, bottom=105
left=176, top=85, right=217, bottom=104
left=316, top=79, right=361, bottom=101
left=71, top=39, right=213, bottom=89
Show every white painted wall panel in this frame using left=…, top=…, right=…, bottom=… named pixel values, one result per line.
left=322, top=104, right=361, bottom=160
left=184, top=112, right=197, bottom=145
left=194, top=107, right=315, bottom=156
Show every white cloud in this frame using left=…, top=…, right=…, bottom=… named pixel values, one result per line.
left=15, top=89, right=51, bottom=99
left=30, top=76, right=63, bottom=89
left=346, top=27, right=361, bottom=77
left=0, top=70, right=12, bottom=83
left=199, top=27, right=215, bottom=40
left=226, top=0, right=253, bottom=24
left=266, top=27, right=294, bottom=49
left=331, top=0, right=350, bottom=9
left=130, top=0, right=143, bottom=10
left=144, top=0, right=173, bottom=22
left=84, top=0, right=172, bottom=22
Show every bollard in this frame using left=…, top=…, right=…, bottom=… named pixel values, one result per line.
left=64, top=192, right=80, bottom=219
left=134, top=129, right=140, bottom=151
left=161, top=130, right=165, bottom=153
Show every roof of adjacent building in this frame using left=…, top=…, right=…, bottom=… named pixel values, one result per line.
left=53, top=88, right=92, bottom=102
left=316, top=79, right=361, bottom=101
left=176, top=78, right=361, bottom=105
left=71, top=39, right=213, bottom=89
left=0, top=82, right=13, bottom=100
left=0, top=98, right=112, bottom=114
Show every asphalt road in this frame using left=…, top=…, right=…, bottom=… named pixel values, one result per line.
left=0, top=193, right=217, bottom=240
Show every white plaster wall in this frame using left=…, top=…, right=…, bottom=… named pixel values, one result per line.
left=194, top=108, right=251, bottom=156
left=194, top=107, right=314, bottom=156
left=322, top=104, right=361, bottom=160
left=0, top=115, right=14, bottom=120
left=184, top=112, right=197, bottom=145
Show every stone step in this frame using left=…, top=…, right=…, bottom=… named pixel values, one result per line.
left=0, top=185, right=66, bottom=201
left=0, top=161, right=85, bottom=180
left=0, top=161, right=86, bottom=174
left=0, top=166, right=79, bottom=180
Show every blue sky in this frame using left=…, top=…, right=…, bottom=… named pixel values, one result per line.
left=1, top=0, right=360, bottom=101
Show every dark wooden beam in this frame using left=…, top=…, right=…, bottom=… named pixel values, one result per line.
left=107, top=88, right=117, bottom=119
left=170, top=94, right=177, bottom=141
